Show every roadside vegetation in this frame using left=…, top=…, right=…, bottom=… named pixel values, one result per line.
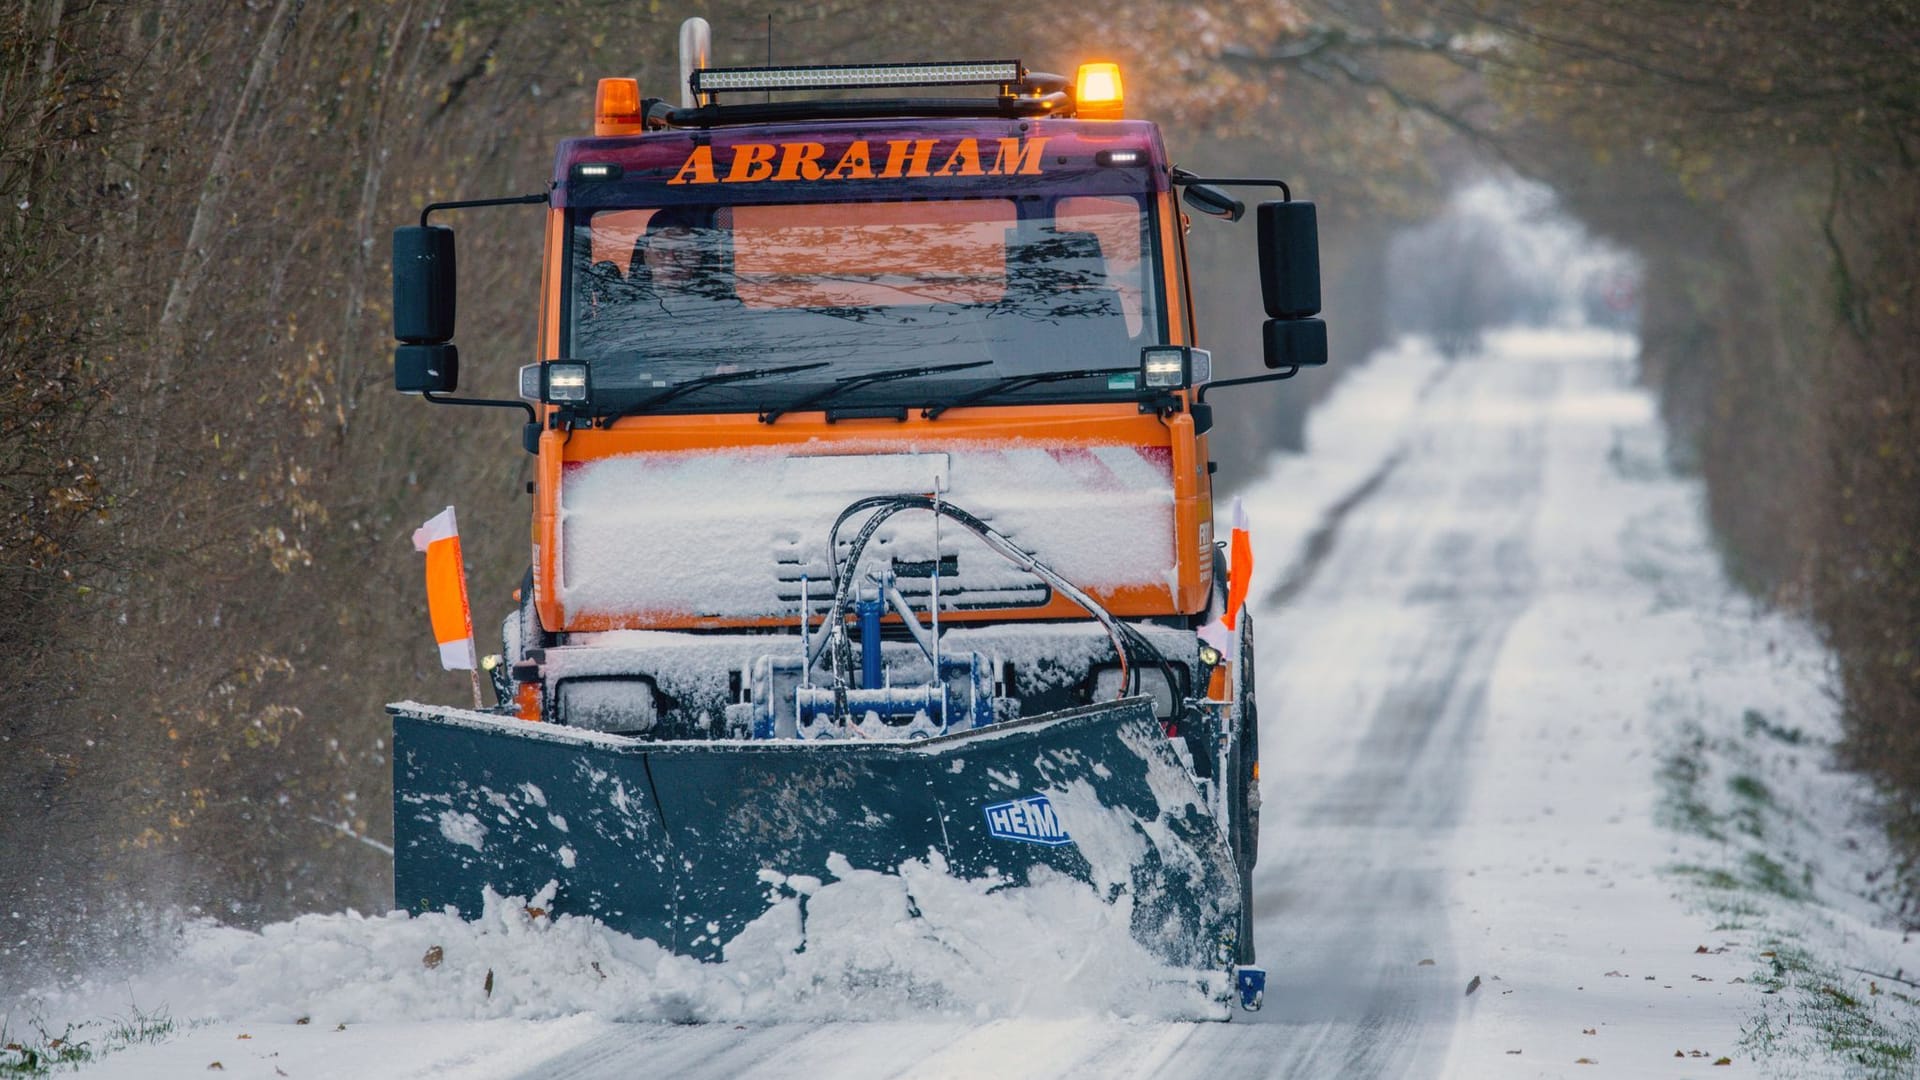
left=0, top=1003, right=177, bottom=1077
left=1656, top=702, right=1920, bottom=1076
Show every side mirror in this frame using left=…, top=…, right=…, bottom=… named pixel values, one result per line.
left=395, top=343, right=459, bottom=394
left=1256, top=201, right=1320, bottom=319
left=393, top=225, right=456, bottom=341
left=393, top=225, right=457, bottom=392
left=1264, top=318, right=1328, bottom=369
left=1182, top=184, right=1245, bottom=222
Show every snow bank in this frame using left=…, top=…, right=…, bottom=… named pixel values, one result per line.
left=26, top=853, right=1219, bottom=1035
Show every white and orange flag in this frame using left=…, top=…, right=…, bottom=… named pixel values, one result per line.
left=1198, top=497, right=1252, bottom=656
left=412, top=506, right=477, bottom=670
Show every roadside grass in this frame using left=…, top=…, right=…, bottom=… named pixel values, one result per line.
left=0, top=1004, right=179, bottom=1076
left=1658, top=708, right=1919, bottom=1074
left=1741, top=942, right=1920, bottom=1079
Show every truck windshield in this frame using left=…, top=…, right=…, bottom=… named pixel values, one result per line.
left=564, top=194, right=1163, bottom=415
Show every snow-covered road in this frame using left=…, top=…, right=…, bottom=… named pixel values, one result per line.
left=45, top=329, right=1912, bottom=1078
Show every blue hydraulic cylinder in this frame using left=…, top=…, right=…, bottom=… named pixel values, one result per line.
left=856, top=587, right=885, bottom=689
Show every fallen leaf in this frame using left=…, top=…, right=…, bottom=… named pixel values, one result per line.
left=1505, top=1049, right=1522, bottom=1055
left=525, top=906, right=547, bottom=920
left=1675, top=1051, right=1685, bottom=1058
left=1693, top=975, right=1713, bottom=982
left=1730, top=977, right=1746, bottom=984
left=484, top=968, right=495, bottom=998
left=1604, top=970, right=1627, bottom=977
left=208, top=1064, right=224, bottom=1072
left=1417, top=958, right=1436, bottom=966
left=1575, top=1058, right=1597, bottom=1065
left=1582, top=1028, right=1596, bottom=1035
left=1761, top=950, right=1777, bottom=958
left=1695, top=945, right=1709, bottom=954
left=423, top=945, right=444, bottom=969
left=334, top=1023, right=346, bottom=1032
left=277, top=1069, right=289, bottom=1078
left=1465, top=975, right=1482, bottom=996
left=1714, top=1058, right=1732, bottom=1066
left=295, top=1017, right=310, bottom=1025
left=591, top=961, right=606, bottom=979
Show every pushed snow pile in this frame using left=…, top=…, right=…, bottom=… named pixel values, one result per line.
left=38, top=853, right=1222, bottom=1029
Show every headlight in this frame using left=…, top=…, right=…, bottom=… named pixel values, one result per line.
left=542, top=362, right=590, bottom=404
left=1141, top=346, right=1188, bottom=389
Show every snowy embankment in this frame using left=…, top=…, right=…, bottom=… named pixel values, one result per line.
left=6, top=330, right=1918, bottom=1079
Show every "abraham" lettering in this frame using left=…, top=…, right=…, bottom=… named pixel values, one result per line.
left=666, top=137, right=1052, bottom=185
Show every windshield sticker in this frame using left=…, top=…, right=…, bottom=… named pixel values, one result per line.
left=1107, top=372, right=1138, bottom=390
left=668, top=137, right=1050, bottom=186
left=983, top=795, right=1074, bottom=846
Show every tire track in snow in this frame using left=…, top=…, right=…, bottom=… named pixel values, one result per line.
left=1237, top=355, right=1559, bottom=1078
left=1260, top=355, right=1452, bottom=612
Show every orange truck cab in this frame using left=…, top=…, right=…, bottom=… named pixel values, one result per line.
left=391, top=52, right=1325, bottom=739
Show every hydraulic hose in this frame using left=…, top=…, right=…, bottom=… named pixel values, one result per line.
left=820, top=494, right=1175, bottom=702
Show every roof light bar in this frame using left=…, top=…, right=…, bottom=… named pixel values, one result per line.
left=691, top=60, right=1023, bottom=96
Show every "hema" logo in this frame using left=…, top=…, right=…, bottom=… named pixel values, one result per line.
left=983, top=795, right=1073, bottom=846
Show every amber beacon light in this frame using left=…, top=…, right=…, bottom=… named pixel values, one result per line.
left=1074, top=62, right=1124, bottom=119
left=595, top=77, right=644, bottom=135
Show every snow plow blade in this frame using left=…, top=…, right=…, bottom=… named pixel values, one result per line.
left=390, top=697, right=1241, bottom=970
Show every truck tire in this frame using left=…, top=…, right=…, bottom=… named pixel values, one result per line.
left=515, top=567, right=553, bottom=654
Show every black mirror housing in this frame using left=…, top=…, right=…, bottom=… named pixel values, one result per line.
left=1256, top=201, right=1320, bottom=319
left=1182, top=183, right=1245, bottom=222
left=1264, top=318, right=1327, bottom=369
left=393, top=225, right=457, bottom=344
left=396, top=343, right=459, bottom=393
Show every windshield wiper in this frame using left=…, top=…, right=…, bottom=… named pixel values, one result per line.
left=918, top=366, right=1138, bottom=420
left=759, top=361, right=991, bottom=424
left=600, top=362, right=830, bottom=421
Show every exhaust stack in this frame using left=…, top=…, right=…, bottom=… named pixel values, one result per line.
left=678, top=18, right=711, bottom=108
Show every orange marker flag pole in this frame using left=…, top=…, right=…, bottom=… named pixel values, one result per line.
left=412, top=506, right=484, bottom=709
left=1223, top=496, right=1253, bottom=653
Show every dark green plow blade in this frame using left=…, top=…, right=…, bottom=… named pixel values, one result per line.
left=390, top=698, right=1240, bottom=968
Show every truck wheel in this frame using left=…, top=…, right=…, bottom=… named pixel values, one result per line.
left=515, top=567, right=552, bottom=654
left=507, top=567, right=552, bottom=719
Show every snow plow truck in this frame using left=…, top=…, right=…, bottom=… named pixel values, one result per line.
left=386, top=19, right=1327, bottom=1013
